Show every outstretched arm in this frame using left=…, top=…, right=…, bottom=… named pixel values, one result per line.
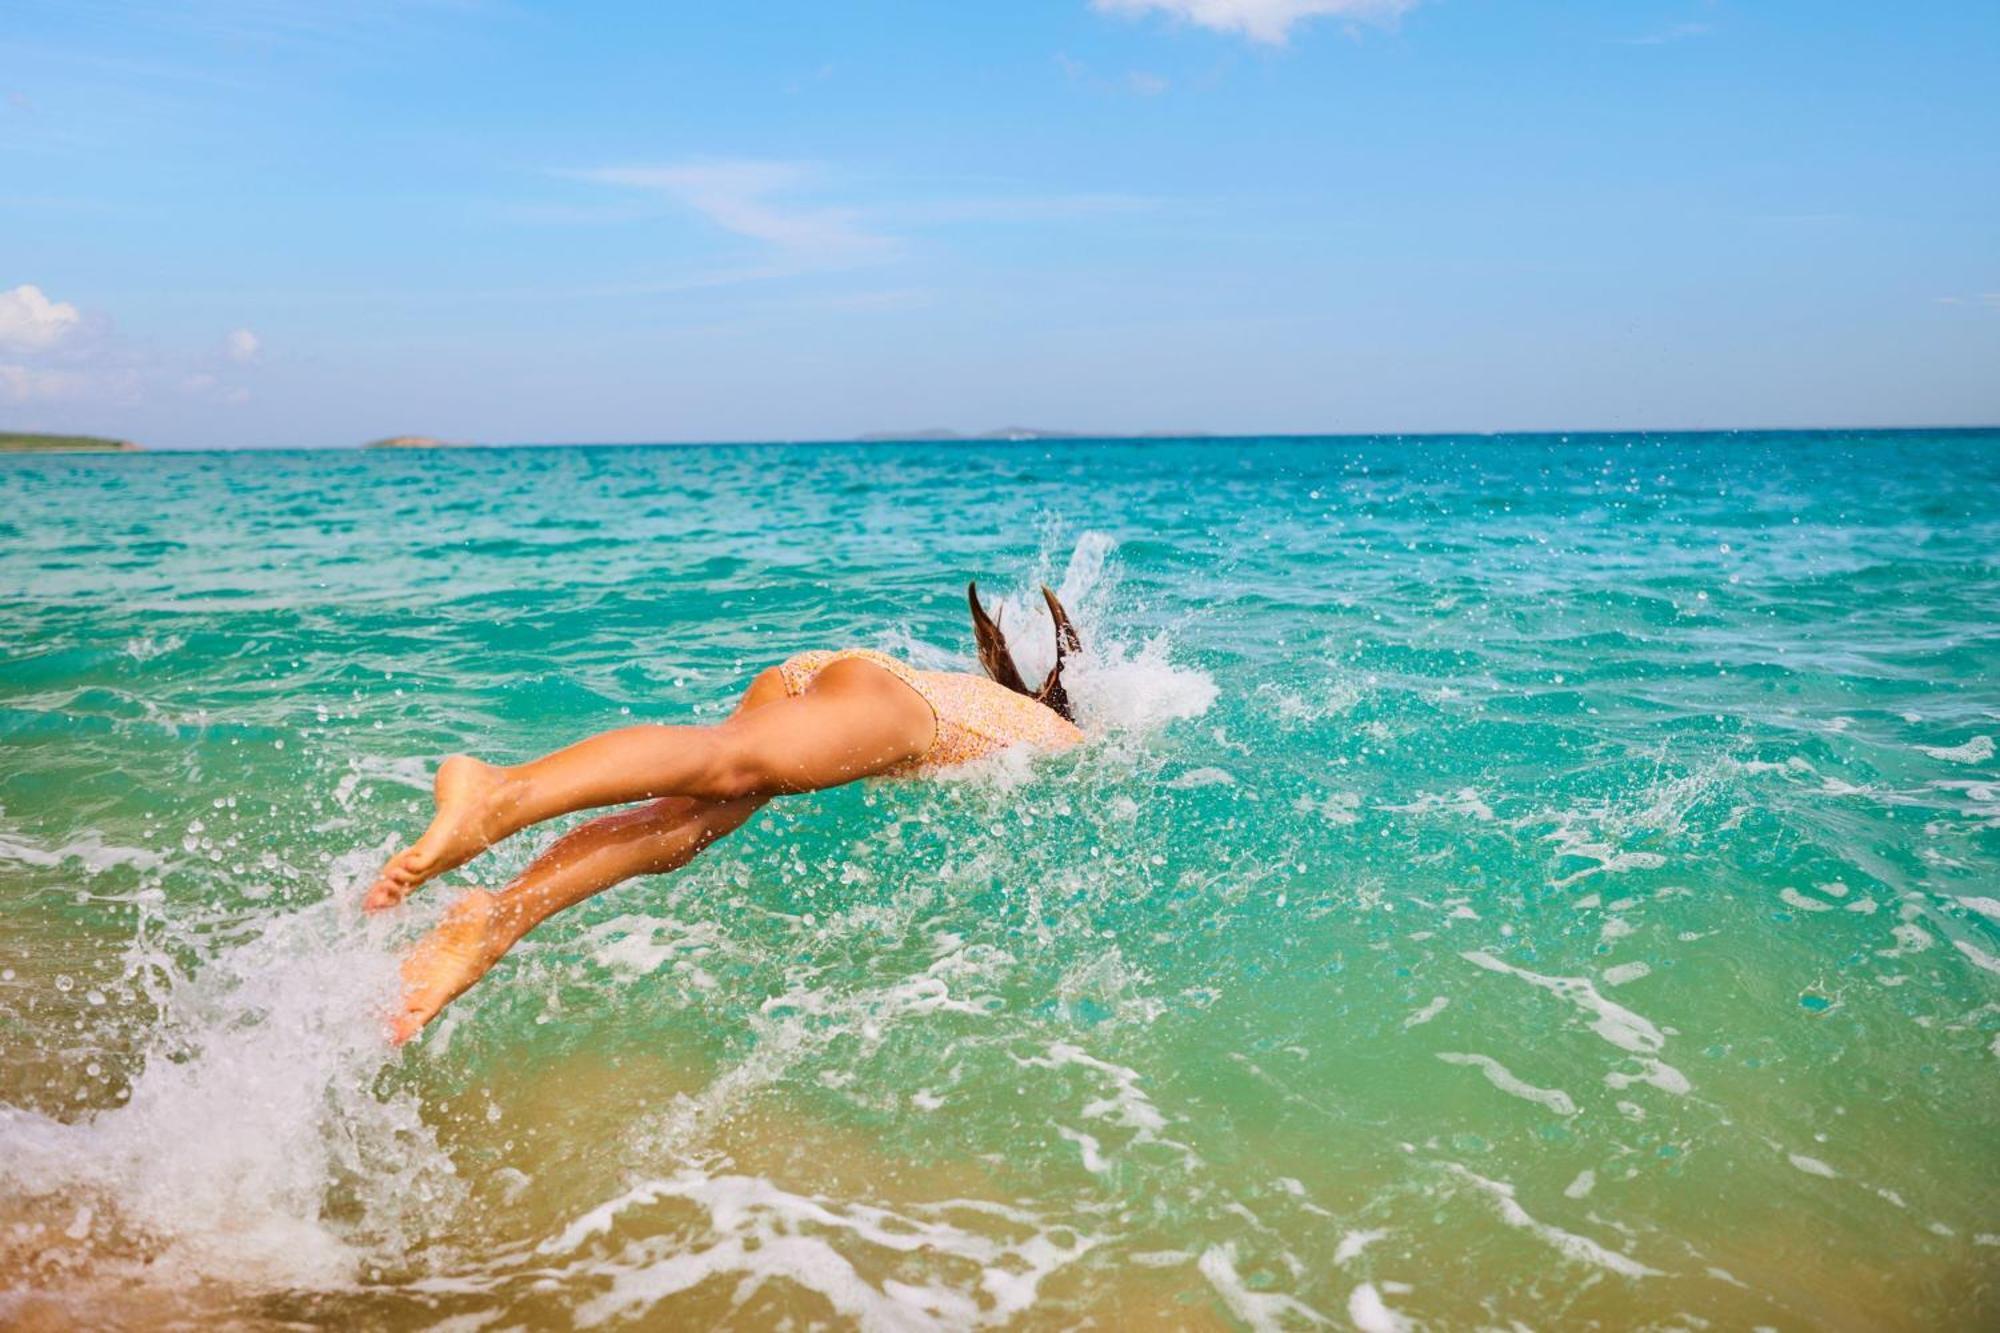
left=390, top=793, right=764, bottom=1042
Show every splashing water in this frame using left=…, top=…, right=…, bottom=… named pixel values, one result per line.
left=1, top=433, right=1996, bottom=1328
left=0, top=898, right=460, bottom=1296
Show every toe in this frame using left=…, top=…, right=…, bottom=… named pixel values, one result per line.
left=363, top=854, right=416, bottom=911
left=389, top=987, right=438, bottom=1043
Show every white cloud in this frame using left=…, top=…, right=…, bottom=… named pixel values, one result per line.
left=225, top=327, right=262, bottom=363
left=1091, top=0, right=1416, bottom=44
left=0, top=284, right=82, bottom=353
left=570, top=161, right=892, bottom=265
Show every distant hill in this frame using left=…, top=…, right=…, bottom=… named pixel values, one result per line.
left=364, top=435, right=469, bottom=449
left=856, top=426, right=1079, bottom=442
left=854, top=426, right=1208, bottom=443
left=0, top=432, right=141, bottom=453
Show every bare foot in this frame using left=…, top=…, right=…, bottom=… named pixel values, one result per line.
left=364, top=755, right=514, bottom=912
left=388, top=889, right=517, bottom=1043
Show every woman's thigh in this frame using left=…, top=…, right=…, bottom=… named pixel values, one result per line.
left=717, top=659, right=934, bottom=794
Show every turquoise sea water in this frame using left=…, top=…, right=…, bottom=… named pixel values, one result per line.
left=1, top=432, right=1996, bottom=1329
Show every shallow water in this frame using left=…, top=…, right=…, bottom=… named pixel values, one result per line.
left=1, top=432, right=1996, bottom=1330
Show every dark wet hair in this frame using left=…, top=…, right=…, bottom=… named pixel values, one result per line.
left=967, top=582, right=1082, bottom=722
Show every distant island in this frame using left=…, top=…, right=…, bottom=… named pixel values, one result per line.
left=854, top=426, right=1208, bottom=442
left=0, top=431, right=142, bottom=453
left=364, top=435, right=470, bottom=449
left=856, top=426, right=1079, bottom=442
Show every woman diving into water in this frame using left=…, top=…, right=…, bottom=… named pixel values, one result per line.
left=367, top=583, right=1085, bottom=1042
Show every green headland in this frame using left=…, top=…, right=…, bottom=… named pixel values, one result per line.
left=0, top=431, right=142, bottom=453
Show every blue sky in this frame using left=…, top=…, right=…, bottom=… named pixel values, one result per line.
left=2, top=0, right=1996, bottom=448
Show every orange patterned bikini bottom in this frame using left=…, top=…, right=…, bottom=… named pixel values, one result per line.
left=775, top=647, right=1083, bottom=774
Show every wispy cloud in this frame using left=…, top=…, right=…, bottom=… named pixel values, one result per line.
left=1934, top=293, right=2000, bottom=309
left=1090, top=0, right=1416, bottom=45
left=881, top=192, right=1156, bottom=226
left=563, top=160, right=1161, bottom=299
left=1055, top=52, right=1172, bottom=96
left=567, top=161, right=894, bottom=268
left=0, top=362, right=90, bottom=404
left=224, top=327, right=261, bottom=363
left=182, top=371, right=251, bottom=405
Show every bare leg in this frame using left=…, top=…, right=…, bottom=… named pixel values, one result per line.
left=390, top=793, right=764, bottom=1042
left=366, top=658, right=933, bottom=910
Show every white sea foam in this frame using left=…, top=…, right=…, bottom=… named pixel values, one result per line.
left=1445, top=1166, right=1658, bottom=1278
left=1347, top=1281, right=1414, bottom=1332
left=0, top=830, right=164, bottom=874
left=1461, top=951, right=1664, bottom=1054
left=1920, top=735, right=1994, bottom=764
left=1257, top=674, right=1365, bottom=725
left=122, top=632, right=185, bottom=660
left=1403, top=996, right=1449, bottom=1028
left=1604, top=1059, right=1692, bottom=1097
left=625, top=934, right=1017, bottom=1162
left=1012, top=1042, right=1186, bottom=1159
left=330, top=753, right=434, bottom=809
left=1550, top=846, right=1667, bottom=889
left=1436, top=1052, right=1578, bottom=1116
left=554, top=1168, right=1097, bottom=1329
left=1129, top=1248, right=1194, bottom=1267
left=1294, top=790, right=1362, bottom=825
left=1334, top=1228, right=1387, bottom=1264
left=1951, top=938, right=2000, bottom=976
left=0, top=900, right=453, bottom=1288
left=1057, top=1125, right=1110, bottom=1174
left=582, top=912, right=738, bottom=990
left=1461, top=950, right=1689, bottom=1095
left=1383, top=788, right=1496, bottom=822
left=1197, top=1243, right=1332, bottom=1330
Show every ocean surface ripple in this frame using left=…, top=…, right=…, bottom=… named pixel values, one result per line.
left=1, top=432, right=1996, bottom=1329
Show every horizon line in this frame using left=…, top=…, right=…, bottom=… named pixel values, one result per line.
left=13, top=421, right=1999, bottom=455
